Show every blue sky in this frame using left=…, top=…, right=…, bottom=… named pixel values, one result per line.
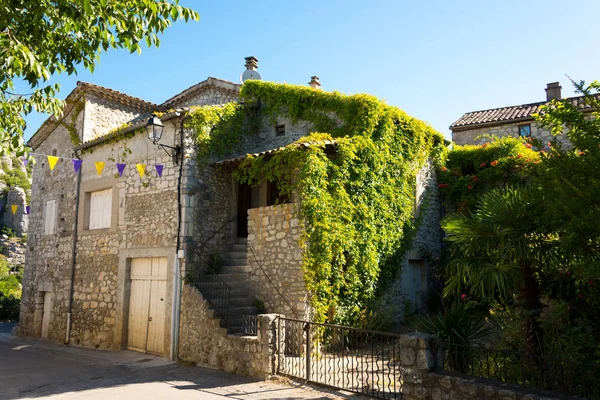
left=23, top=0, right=600, bottom=141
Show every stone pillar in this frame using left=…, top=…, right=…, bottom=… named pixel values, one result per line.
left=398, top=332, right=439, bottom=400
left=256, top=313, right=282, bottom=377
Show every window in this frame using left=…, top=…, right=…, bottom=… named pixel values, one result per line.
left=89, top=189, right=112, bottom=229
left=275, top=125, right=286, bottom=137
left=519, top=124, right=531, bottom=137
left=43, top=200, right=56, bottom=235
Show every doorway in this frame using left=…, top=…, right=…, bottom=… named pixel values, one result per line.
left=127, top=257, right=167, bottom=355
left=237, top=183, right=251, bottom=237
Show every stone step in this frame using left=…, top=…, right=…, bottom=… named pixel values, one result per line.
left=222, top=250, right=247, bottom=260
left=235, top=237, right=248, bottom=244
left=219, top=264, right=252, bottom=274
left=230, top=243, right=247, bottom=252
left=220, top=258, right=247, bottom=267
left=228, top=305, right=258, bottom=315
left=196, top=283, right=255, bottom=298
left=228, top=296, right=257, bottom=308
left=204, top=272, right=252, bottom=284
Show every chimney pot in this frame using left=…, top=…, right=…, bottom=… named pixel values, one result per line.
left=308, top=76, right=321, bottom=89
left=545, top=82, right=562, bottom=101
left=244, top=56, right=259, bottom=71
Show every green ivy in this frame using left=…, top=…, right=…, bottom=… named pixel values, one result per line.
left=187, top=81, right=446, bottom=324
left=62, top=97, right=85, bottom=146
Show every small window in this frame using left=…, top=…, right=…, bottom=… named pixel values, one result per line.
left=275, top=125, right=286, bottom=137
left=89, top=189, right=112, bottom=230
left=51, top=149, right=57, bottom=156
left=44, top=200, right=57, bottom=235
left=519, top=124, right=531, bottom=137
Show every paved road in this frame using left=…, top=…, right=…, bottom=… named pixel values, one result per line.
left=0, top=324, right=360, bottom=400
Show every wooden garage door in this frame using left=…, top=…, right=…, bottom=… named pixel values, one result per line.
left=127, top=257, right=167, bottom=355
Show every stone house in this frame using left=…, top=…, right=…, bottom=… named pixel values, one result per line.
left=19, top=57, right=442, bottom=375
left=450, top=82, right=585, bottom=145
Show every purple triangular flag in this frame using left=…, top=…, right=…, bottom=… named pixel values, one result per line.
left=22, top=156, right=29, bottom=167
left=116, top=163, right=126, bottom=177
left=155, top=164, right=164, bottom=177
left=72, top=159, right=82, bottom=173
left=25, top=206, right=30, bottom=215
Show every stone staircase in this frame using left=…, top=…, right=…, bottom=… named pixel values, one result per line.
left=195, top=237, right=259, bottom=335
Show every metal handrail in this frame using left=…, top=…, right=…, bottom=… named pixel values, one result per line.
left=196, top=214, right=238, bottom=255
left=248, top=243, right=300, bottom=319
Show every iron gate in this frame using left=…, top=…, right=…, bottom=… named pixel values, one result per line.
left=277, top=317, right=409, bottom=399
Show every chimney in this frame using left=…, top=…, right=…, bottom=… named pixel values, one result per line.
left=545, top=82, right=562, bottom=101
left=308, top=76, right=321, bottom=89
left=241, top=56, right=261, bottom=82
left=244, top=56, right=259, bottom=71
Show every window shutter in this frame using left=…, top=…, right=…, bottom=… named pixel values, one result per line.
left=89, top=189, right=112, bottom=230
left=44, top=200, right=56, bottom=234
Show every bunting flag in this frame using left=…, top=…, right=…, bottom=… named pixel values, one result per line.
left=47, top=156, right=59, bottom=171
left=22, top=156, right=29, bottom=167
left=11, top=205, right=17, bottom=215
left=116, top=163, right=126, bottom=177
left=136, top=164, right=146, bottom=178
left=25, top=206, right=30, bottom=215
left=95, top=162, right=105, bottom=177
left=155, top=164, right=164, bottom=177
left=72, top=159, right=82, bottom=173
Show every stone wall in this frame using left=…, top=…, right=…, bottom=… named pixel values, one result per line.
left=398, top=334, right=561, bottom=400
left=379, top=160, right=442, bottom=322
left=83, top=93, right=149, bottom=143
left=451, top=121, right=568, bottom=147
left=247, top=203, right=308, bottom=319
left=1, top=187, right=28, bottom=235
left=178, top=284, right=278, bottom=378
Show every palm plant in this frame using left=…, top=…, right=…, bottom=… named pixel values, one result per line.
left=442, top=187, right=559, bottom=355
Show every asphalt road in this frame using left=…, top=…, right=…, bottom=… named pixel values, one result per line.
left=0, top=324, right=358, bottom=400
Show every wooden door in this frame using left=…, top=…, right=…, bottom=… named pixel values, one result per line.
left=127, top=257, right=167, bottom=355
left=41, top=292, right=52, bottom=339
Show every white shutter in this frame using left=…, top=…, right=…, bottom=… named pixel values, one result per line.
left=44, top=200, right=56, bottom=235
left=89, top=189, right=112, bottom=229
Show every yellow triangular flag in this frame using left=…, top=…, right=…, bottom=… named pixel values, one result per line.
left=136, top=164, right=146, bottom=178
left=11, top=205, right=17, bottom=215
left=95, top=162, right=105, bottom=177
left=47, top=156, right=59, bottom=171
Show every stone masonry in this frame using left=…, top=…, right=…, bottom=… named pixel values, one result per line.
left=247, top=203, right=308, bottom=319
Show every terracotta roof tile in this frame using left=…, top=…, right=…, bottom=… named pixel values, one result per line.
left=450, top=94, right=597, bottom=130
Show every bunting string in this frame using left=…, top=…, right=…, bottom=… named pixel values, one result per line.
left=5, top=152, right=171, bottom=217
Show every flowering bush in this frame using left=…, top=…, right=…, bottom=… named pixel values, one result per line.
left=437, top=137, right=540, bottom=212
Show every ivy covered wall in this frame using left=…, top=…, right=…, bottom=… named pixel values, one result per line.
left=186, top=81, right=447, bottom=324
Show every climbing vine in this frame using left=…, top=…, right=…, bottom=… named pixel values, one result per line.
left=62, top=97, right=85, bottom=146
left=187, top=81, right=446, bottom=324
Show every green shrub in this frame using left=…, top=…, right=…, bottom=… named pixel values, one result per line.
left=0, top=292, right=20, bottom=321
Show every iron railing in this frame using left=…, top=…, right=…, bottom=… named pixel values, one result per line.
left=277, top=317, right=408, bottom=399
left=431, top=340, right=600, bottom=399
left=227, top=314, right=258, bottom=335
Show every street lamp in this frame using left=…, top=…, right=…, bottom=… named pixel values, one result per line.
left=146, top=115, right=180, bottom=164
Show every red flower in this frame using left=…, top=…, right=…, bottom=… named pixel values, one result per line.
left=525, top=143, right=533, bottom=149
left=471, top=175, right=479, bottom=182
left=441, top=166, right=448, bottom=172
left=481, top=143, right=488, bottom=148
left=461, top=294, right=467, bottom=300
left=517, top=154, right=523, bottom=159
left=579, top=294, right=583, bottom=299
left=480, top=162, right=487, bottom=168
left=438, top=183, right=449, bottom=188
left=525, top=159, right=531, bottom=163
left=589, top=280, right=594, bottom=286
left=579, top=151, right=585, bottom=156
left=467, top=184, right=473, bottom=190
left=490, top=160, right=498, bottom=167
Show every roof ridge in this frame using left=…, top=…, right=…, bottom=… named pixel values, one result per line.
left=76, top=81, right=158, bottom=109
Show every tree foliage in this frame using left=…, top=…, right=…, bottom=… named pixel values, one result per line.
left=0, top=0, right=199, bottom=155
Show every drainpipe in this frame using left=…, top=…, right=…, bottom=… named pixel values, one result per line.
left=170, top=113, right=187, bottom=360
left=66, top=150, right=82, bottom=344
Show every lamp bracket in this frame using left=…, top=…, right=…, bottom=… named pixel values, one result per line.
left=157, top=144, right=181, bottom=164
